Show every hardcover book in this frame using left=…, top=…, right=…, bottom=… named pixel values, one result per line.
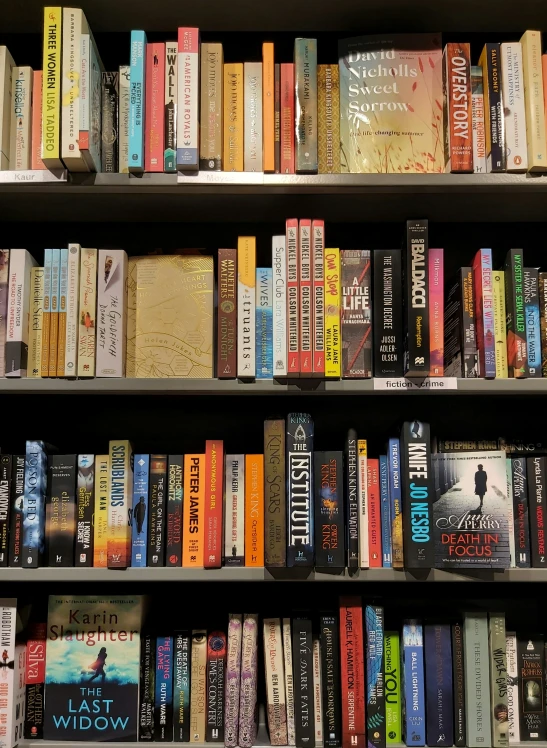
left=312, top=220, right=325, bottom=376
left=501, top=43, right=527, bottom=172
left=373, top=249, right=403, bottom=377
left=97, top=249, right=127, bottom=378
left=384, top=632, right=401, bottom=744
left=74, top=454, right=94, bottom=567
left=166, top=455, right=183, bottom=567
left=244, top=454, right=264, bottom=566
left=464, top=613, right=492, bottom=748
left=520, top=31, right=547, bottom=172
left=101, top=71, right=119, bottom=172
left=346, top=429, right=359, bottom=569
left=443, top=43, right=472, bottom=172
left=263, top=618, right=288, bottom=745
left=365, top=606, right=385, bottom=748
left=190, top=630, right=206, bottom=741
left=489, top=614, right=508, bottom=748
left=287, top=413, right=314, bottom=567
left=286, top=218, right=300, bottom=375
left=424, top=625, right=453, bottom=747
left=299, top=220, right=313, bottom=375
left=314, top=451, right=344, bottom=569
left=0, top=455, right=11, bottom=566
left=505, top=632, right=519, bottom=743
left=429, top=248, right=444, bottom=375
left=8, top=455, right=24, bottom=567
left=265, top=418, right=286, bottom=568
left=223, top=64, right=243, bottom=171
left=107, top=439, right=133, bottom=569
left=244, top=62, right=262, bottom=171
left=164, top=42, right=177, bottom=172
left=22, top=440, right=49, bottom=568
left=402, top=620, right=426, bottom=746
left=341, top=250, right=372, bottom=378
left=224, top=455, right=244, bottom=566
left=199, top=43, right=223, bottom=171
left=237, top=237, right=256, bottom=378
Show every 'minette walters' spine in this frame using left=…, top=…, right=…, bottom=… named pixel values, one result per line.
left=292, top=617, right=315, bottom=748
left=373, top=250, right=403, bottom=377
left=173, top=631, right=191, bottom=742
left=155, top=635, right=173, bottom=741
left=223, top=64, right=243, bottom=172
left=119, top=65, right=130, bottom=173
left=200, top=43, right=223, bottom=171
left=264, top=418, right=286, bottom=568
left=526, top=455, right=547, bottom=567
left=524, top=268, right=542, bottom=377
left=41, top=7, right=63, bottom=168
left=24, top=621, right=46, bottom=740
left=164, top=42, right=177, bottom=172
left=463, top=612, right=492, bottom=748
left=101, top=71, right=119, bottom=173
left=176, top=27, right=199, bottom=171
left=22, top=440, right=48, bottom=568
left=286, top=412, right=314, bottom=567
left=314, top=451, right=344, bottom=569
left=107, top=438, right=133, bottom=569
left=244, top=62, right=263, bottom=172
left=0, top=455, right=11, bottom=566
left=478, top=43, right=506, bottom=172
left=320, top=614, right=341, bottom=748
left=488, top=614, right=509, bottom=748
left=501, top=42, right=527, bottom=172
left=400, top=420, right=433, bottom=569
left=512, top=456, right=531, bottom=568
left=506, top=632, right=520, bottom=744
left=145, top=44, right=164, bottom=172
left=346, top=429, right=359, bottom=569
left=237, top=236, right=256, bottom=378
left=75, top=454, right=94, bottom=567
left=425, top=624, right=453, bottom=747
left=147, top=454, right=168, bottom=567
left=404, top=220, right=429, bottom=378
left=166, top=454, right=183, bottom=567
left=139, top=633, right=155, bottom=740
left=443, top=43, right=473, bottom=172
left=504, top=248, right=527, bottom=378
left=402, top=620, right=425, bottom=746
left=204, top=440, right=223, bottom=568
left=452, top=622, right=466, bottom=747
left=341, top=249, right=372, bottom=378
left=46, top=454, right=77, bottom=567
left=132, top=453, right=150, bottom=568
left=366, top=605, right=385, bottom=748
left=517, top=635, right=546, bottom=740
left=129, top=30, right=147, bottom=173
left=294, top=38, right=318, bottom=174
left=520, top=31, right=547, bottom=172
left=340, top=597, right=365, bottom=748
left=384, top=632, right=401, bottom=745
left=206, top=631, right=227, bottom=742
left=8, top=456, right=24, bottom=567
left=217, top=248, right=237, bottom=378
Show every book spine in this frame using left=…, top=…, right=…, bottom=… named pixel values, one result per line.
left=183, top=455, right=204, bottom=567
left=284, top=618, right=296, bottom=747
left=41, top=7, right=62, bottom=167
left=292, top=617, right=315, bottom=748
left=287, top=218, right=300, bottom=375
left=176, top=28, right=199, bottom=170
left=0, top=250, right=9, bottom=377
left=107, top=439, right=133, bottom=568
left=403, top=620, right=426, bottom=746
left=425, top=625, right=453, bottom=747
left=10, top=66, right=33, bottom=170
left=64, top=244, right=80, bottom=377
left=83, top=36, right=102, bottom=172
left=287, top=413, right=314, bottom=567
left=340, top=597, right=365, bottom=748
left=373, top=249, right=404, bottom=377
left=314, top=451, right=344, bottom=569
left=366, top=606, right=385, bottom=748
left=388, top=438, right=403, bottom=569
left=313, top=638, right=323, bottom=747
left=368, top=458, right=382, bottom=568
left=504, top=249, right=527, bottom=377
left=50, top=464, right=78, bottom=564
left=129, top=30, right=147, bottom=173
left=517, top=636, right=546, bottom=740
left=145, top=44, right=164, bottom=172
left=264, top=618, right=288, bottom=745
left=6, top=249, right=36, bottom=378
left=8, top=455, right=24, bottom=566
left=405, top=219, right=429, bottom=377
left=237, top=236, right=256, bottom=378
left=24, top=622, right=46, bottom=740
left=539, top=272, right=547, bottom=376
left=0, top=456, right=11, bottom=566
left=223, top=63, right=243, bottom=171
left=346, top=429, right=359, bottom=569
left=60, top=8, right=80, bottom=166
left=312, top=220, right=325, bottom=375
left=22, top=441, right=48, bottom=568
left=199, top=42, right=223, bottom=171
left=274, top=64, right=281, bottom=172
left=204, top=441, right=223, bottom=568
left=473, top=248, right=496, bottom=378
left=471, top=66, right=488, bottom=173
left=265, top=418, right=286, bottom=567
left=524, top=268, right=542, bottom=377
left=101, top=71, right=119, bottom=172
left=47, top=248, right=60, bottom=376
left=31, top=71, right=45, bottom=170
left=320, top=614, right=341, bottom=748
left=480, top=44, right=506, bottom=172
left=526, top=456, right=547, bottom=567
left=119, top=65, right=130, bottom=172
left=493, top=270, right=509, bottom=378
left=507, top=457, right=516, bottom=569
left=384, top=632, right=401, bottom=745
left=225, top=614, right=243, bottom=748
left=318, top=65, right=340, bottom=174
left=131, top=453, right=150, bottom=568
left=140, top=633, right=155, bottom=740
left=166, top=454, right=183, bottom=567
left=464, top=612, right=492, bottom=747
left=379, top=455, right=391, bottom=568
left=190, top=630, right=207, bottom=742
left=272, top=235, right=288, bottom=377
left=263, top=42, right=275, bottom=173
left=238, top=614, right=259, bottom=748
left=56, top=247, right=67, bottom=376
left=358, top=439, right=369, bottom=568
left=173, top=632, right=190, bottom=742
left=341, top=249, right=372, bottom=378
left=155, top=636, right=174, bottom=741
left=295, top=38, right=318, bottom=173
left=217, top=248, right=237, bottom=378
left=501, top=43, right=528, bottom=171
left=93, top=455, right=109, bottom=567
left=429, top=248, right=444, bottom=376
left=206, top=632, right=227, bottom=742
left=521, top=31, right=547, bottom=172
left=324, top=249, right=341, bottom=377
left=489, top=614, right=509, bottom=748
left=256, top=268, right=273, bottom=379
left=0, top=604, right=16, bottom=745
left=452, top=622, right=466, bottom=747
left=457, top=267, right=478, bottom=377
left=506, top=632, right=520, bottom=744
left=244, top=62, right=262, bottom=171
left=511, top=457, right=531, bottom=569
left=77, top=247, right=97, bottom=377
left=74, top=454, right=94, bottom=566
left=147, top=454, right=167, bottom=567
left=224, top=455, right=245, bottom=566
left=300, top=219, right=313, bottom=375
left=244, top=454, right=264, bottom=566
left=281, top=63, right=295, bottom=173
left=27, top=266, right=44, bottom=378
left=164, top=42, right=177, bottom=172
left=444, top=43, right=473, bottom=172
left=400, top=420, right=434, bottom=568
left=96, top=249, right=128, bottom=377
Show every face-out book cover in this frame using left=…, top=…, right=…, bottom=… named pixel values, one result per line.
left=433, top=451, right=510, bottom=568
left=44, top=596, right=142, bottom=741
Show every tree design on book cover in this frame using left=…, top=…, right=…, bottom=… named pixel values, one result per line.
left=44, top=596, right=142, bottom=741
left=433, top=451, right=510, bottom=568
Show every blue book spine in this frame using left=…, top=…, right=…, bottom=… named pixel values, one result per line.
left=425, top=624, right=453, bottom=747
left=366, top=605, right=386, bottom=748
left=380, top=455, right=392, bottom=567
left=403, top=620, right=426, bottom=746
left=256, top=268, right=273, bottom=379
left=524, top=268, right=542, bottom=377
left=155, top=635, right=173, bottom=741
left=388, top=438, right=403, bottom=568
left=22, top=440, right=48, bottom=568
left=129, top=30, right=147, bottom=173
left=132, top=454, right=150, bottom=567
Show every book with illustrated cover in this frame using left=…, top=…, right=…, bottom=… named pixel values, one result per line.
left=225, top=615, right=243, bottom=748
left=341, top=250, right=372, bottom=378
left=402, top=621, right=425, bottom=746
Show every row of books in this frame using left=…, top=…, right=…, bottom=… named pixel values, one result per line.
left=2, top=416, right=546, bottom=571
left=6, top=595, right=547, bottom=747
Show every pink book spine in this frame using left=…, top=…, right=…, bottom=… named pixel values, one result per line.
left=145, top=43, right=165, bottom=172
left=299, top=219, right=313, bottom=375
left=31, top=71, right=46, bottom=170
left=224, top=613, right=243, bottom=748
left=281, top=64, right=295, bottom=174
left=312, top=219, right=325, bottom=375
left=286, top=218, right=300, bottom=375
left=429, top=248, right=444, bottom=376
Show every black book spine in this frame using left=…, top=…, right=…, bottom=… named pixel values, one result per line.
left=404, top=219, right=429, bottom=377
left=206, top=632, right=227, bottom=742
left=314, top=451, right=345, bottom=569
left=485, top=43, right=505, bottom=172
left=366, top=605, right=385, bottom=748
left=444, top=268, right=478, bottom=378
left=320, top=614, right=341, bottom=748
left=139, top=633, right=156, bottom=740
left=512, top=457, right=531, bottom=568
left=166, top=455, right=183, bottom=566
left=287, top=413, right=314, bottom=567
left=526, top=456, right=547, bottom=567
left=517, top=636, right=546, bottom=740
left=373, top=249, right=403, bottom=377
left=0, top=455, right=12, bottom=566
left=46, top=455, right=77, bottom=567
left=101, top=71, right=119, bottom=172
left=346, top=429, right=358, bottom=569
left=451, top=622, right=466, bottom=747
left=400, top=420, right=434, bottom=568
left=75, top=454, right=94, bottom=567
left=148, top=454, right=168, bottom=567
left=174, top=631, right=191, bottom=742
left=8, top=455, right=24, bottom=567
left=293, top=616, right=315, bottom=748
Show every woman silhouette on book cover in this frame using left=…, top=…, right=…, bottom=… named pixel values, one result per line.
left=474, top=463, right=487, bottom=510
left=87, top=647, right=107, bottom=683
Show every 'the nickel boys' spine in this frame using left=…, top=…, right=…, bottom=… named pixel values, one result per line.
left=286, top=413, right=314, bottom=567
left=287, top=219, right=300, bottom=375
left=217, top=249, right=237, bottom=379
left=320, top=614, right=341, bottom=748
left=366, top=605, right=385, bottom=748
left=400, top=421, right=433, bottom=569
left=405, top=220, right=429, bottom=377
left=299, top=219, right=313, bottom=375
left=312, top=220, right=325, bottom=376
left=75, top=454, right=94, bottom=567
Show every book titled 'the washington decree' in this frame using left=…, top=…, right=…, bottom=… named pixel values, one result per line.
left=44, top=596, right=142, bottom=741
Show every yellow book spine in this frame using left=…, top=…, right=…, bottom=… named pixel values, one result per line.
left=183, top=454, right=204, bottom=567
left=324, top=248, right=341, bottom=377
left=223, top=63, right=243, bottom=171
left=521, top=30, right=547, bottom=172
left=107, top=439, right=133, bottom=569
left=318, top=65, right=341, bottom=174
left=41, top=7, right=63, bottom=167
left=263, top=42, right=275, bottom=173
left=493, top=270, right=508, bottom=378
left=27, top=267, right=44, bottom=378
left=94, top=455, right=109, bottom=568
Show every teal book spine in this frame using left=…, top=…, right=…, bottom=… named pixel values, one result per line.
left=129, top=30, right=147, bottom=173
left=294, top=38, right=318, bottom=173
left=256, top=268, right=273, bottom=379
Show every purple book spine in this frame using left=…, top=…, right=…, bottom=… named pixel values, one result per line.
left=238, top=613, right=258, bottom=748
left=224, top=614, right=243, bottom=748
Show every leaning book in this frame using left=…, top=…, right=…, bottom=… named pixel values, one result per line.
left=44, top=595, right=142, bottom=741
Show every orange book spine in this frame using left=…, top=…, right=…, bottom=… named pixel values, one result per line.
left=281, top=63, right=295, bottom=174
left=245, top=454, right=264, bottom=566
left=204, top=440, right=224, bottom=568
left=263, top=42, right=275, bottom=173
left=31, top=71, right=46, bottom=170
left=183, top=454, right=204, bottom=567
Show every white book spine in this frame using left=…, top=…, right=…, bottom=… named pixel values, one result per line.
left=64, top=243, right=80, bottom=377
left=0, top=249, right=9, bottom=377
left=10, top=67, right=32, bottom=170
left=11, top=643, right=25, bottom=747
left=61, top=8, right=82, bottom=163
left=224, top=454, right=245, bottom=565
left=358, top=444, right=369, bottom=568
left=0, top=600, right=17, bottom=746
left=237, top=238, right=256, bottom=378
left=118, top=65, right=130, bottom=173
left=176, top=28, right=199, bottom=171
left=5, top=248, right=37, bottom=377
left=506, top=631, right=520, bottom=744
left=313, top=638, right=323, bottom=747
left=77, top=248, right=97, bottom=377
left=472, top=67, right=487, bottom=174
left=501, top=43, right=528, bottom=172
left=80, top=34, right=89, bottom=137
left=244, top=62, right=263, bottom=171
left=0, top=47, right=15, bottom=170
left=225, top=613, right=243, bottom=748
left=264, top=618, right=288, bottom=746
left=96, top=249, right=127, bottom=377
left=272, top=236, right=287, bottom=376
left=282, top=617, right=296, bottom=747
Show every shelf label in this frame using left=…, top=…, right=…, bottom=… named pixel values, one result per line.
left=0, top=169, right=67, bottom=183
left=177, top=172, right=264, bottom=185
left=373, top=377, right=458, bottom=391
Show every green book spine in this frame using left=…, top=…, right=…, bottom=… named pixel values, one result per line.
left=294, top=38, right=318, bottom=173
left=385, top=631, right=401, bottom=744
left=464, top=612, right=492, bottom=748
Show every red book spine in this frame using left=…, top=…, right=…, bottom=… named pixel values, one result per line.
left=281, top=63, right=295, bottom=174
left=429, top=248, right=444, bottom=376
left=443, top=43, right=473, bottom=172
left=339, top=596, right=366, bottom=748
left=312, top=220, right=325, bottom=376
left=145, top=43, right=165, bottom=172
left=204, top=440, right=224, bottom=568
left=31, top=72, right=46, bottom=170
left=367, top=459, right=382, bottom=568
left=299, top=219, right=313, bottom=375
left=287, top=218, right=300, bottom=375
left=217, top=249, right=237, bottom=378
left=24, top=622, right=46, bottom=739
